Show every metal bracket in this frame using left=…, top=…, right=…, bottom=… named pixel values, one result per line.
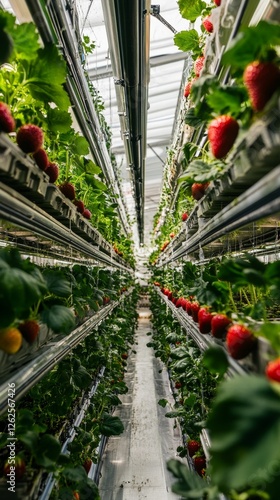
left=150, top=5, right=177, bottom=34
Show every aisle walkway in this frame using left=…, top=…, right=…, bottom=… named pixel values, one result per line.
left=99, top=304, right=183, bottom=500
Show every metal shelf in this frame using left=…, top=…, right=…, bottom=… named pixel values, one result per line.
left=39, top=367, right=106, bottom=500
left=0, top=288, right=134, bottom=415
left=158, top=165, right=280, bottom=265
left=156, top=288, right=248, bottom=377
left=0, top=179, right=132, bottom=272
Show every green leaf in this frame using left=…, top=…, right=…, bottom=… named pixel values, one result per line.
left=207, top=375, right=280, bottom=492
left=84, top=159, right=102, bottom=175
left=43, top=269, right=72, bottom=297
left=27, top=81, right=71, bottom=110
left=206, top=86, right=248, bottom=116
left=190, top=75, right=218, bottom=107
left=34, top=434, right=61, bottom=467
left=12, top=22, right=40, bottom=60
left=178, top=160, right=224, bottom=184
left=222, top=21, right=280, bottom=70
left=41, top=305, right=75, bottom=333
left=158, top=399, right=169, bottom=408
left=202, top=345, right=229, bottom=377
left=174, top=29, right=200, bottom=53
left=255, top=323, right=280, bottom=356
left=184, top=108, right=205, bottom=128
left=62, top=465, right=87, bottom=482
left=72, top=135, right=90, bottom=156
left=183, top=142, right=198, bottom=163
left=85, top=174, right=107, bottom=192
left=46, top=108, right=72, bottom=133
left=71, top=364, right=92, bottom=390
left=167, top=459, right=214, bottom=498
left=178, top=0, right=207, bottom=22
left=99, top=413, right=124, bottom=436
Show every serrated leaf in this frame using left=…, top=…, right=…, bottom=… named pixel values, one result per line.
left=99, top=413, right=124, bottom=436
left=167, top=458, right=213, bottom=498
left=184, top=108, right=205, bottom=128
left=174, top=29, right=200, bottom=53
left=46, top=108, right=72, bottom=133
left=190, top=75, right=218, bottom=107
left=43, top=269, right=72, bottom=297
left=222, top=21, right=280, bottom=71
left=206, top=86, right=248, bottom=116
left=71, top=364, right=91, bottom=390
left=27, top=81, right=71, bottom=110
left=12, top=22, right=40, bottom=59
left=62, top=465, right=87, bottom=482
left=41, top=305, right=75, bottom=334
left=84, top=159, right=102, bottom=175
left=207, top=375, right=280, bottom=492
left=178, top=0, right=207, bottom=22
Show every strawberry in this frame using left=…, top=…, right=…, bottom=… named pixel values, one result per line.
left=4, top=456, right=26, bottom=480
left=83, top=208, right=92, bottom=219
left=18, top=320, right=40, bottom=343
left=169, top=232, right=175, bottom=238
left=185, top=299, right=193, bottom=315
left=168, top=291, right=173, bottom=300
left=0, top=102, right=15, bottom=133
left=265, top=358, right=280, bottom=383
left=226, top=324, right=256, bottom=359
left=59, top=181, right=76, bottom=201
left=121, top=353, right=128, bottom=360
left=243, top=61, right=280, bottom=112
left=213, top=0, right=221, bottom=5
left=16, top=124, right=44, bottom=153
left=45, top=162, right=59, bottom=183
left=74, top=199, right=85, bottom=214
left=175, top=298, right=182, bottom=308
left=32, top=148, right=49, bottom=170
left=182, top=212, right=188, bottom=221
left=73, top=492, right=80, bottom=500
left=82, top=458, right=92, bottom=474
left=208, top=115, right=239, bottom=159
left=193, top=455, right=206, bottom=473
left=191, top=182, right=209, bottom=201
left=202, top=16, right=213, bottom=33
left=175, top=381, right=182, bottom=389
left=198, top=307, right=213, bottom=334
left=191, top=302, right=200, bottom=322
left=0, top=327, right=22, bottom=354
left=172, top=297, right=177, bottom=305
left=187, top=440, right=201, bottom=457
left=184, top=78, right=197, bottom=98
left=194, top=56, right=205, bottom=77
left=211, top=313, right=231, bottom=338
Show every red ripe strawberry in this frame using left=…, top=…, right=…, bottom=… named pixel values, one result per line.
left=18, top=320, right=40, bottom=343
left=187, top=440, right=201, bottom=457
left=83, top=208, right=92, bottom=219
left=59, top=181, right=76, bottom=201
left=243, top=61, right=280, bottom=112
left=185, top=300, right=193, bottom=315
left=182, top=212, right=188, bottom=221
left=202, top=16, right=213, bottom=33
left=82, top=458, right=92, bottom=474
left=74, top=199, right=85, bottom=214
left=32, top=148, right=49, bottom=170
left=198, top=307, right=213, bottom=334
left=184, top=78, right=197, bottom=98
left=4, top=456, right=26, bottom=480
left=194, top=56, right=205, bottom=77
left=175, top=381, right=182, bottom=389
left=16, top=124, right=43, bottom=153
left=193, top=455, right=206, bottom=473
left=265, top=358, right=280, bottom=383
left=213, top=0, right=221, bottom=5
left=226, top=324, right=256, bottom=359
left=172, top=297, right=177, bottom=305
left=121, top=352, right=128, bottom=360
left=73, top=492, right=80, bottom=500
left=170, top=232, right=175, bottom=239
left=191, top=302, right=200, bottom=322
left=211, top=313, right=231, bottom=338
left=191, top=182, right=209, bottom=200
left=0, top=102, right=15, bottom=133
left=208, top=115, right=239, bottom=159
left=168, top=291, right=173, bottom=300
left=45, top=162, right=59, bottom=183
left=181, top=298, right=187, bottom=310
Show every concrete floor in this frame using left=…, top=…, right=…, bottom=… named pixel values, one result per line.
left=99, top=307, right=183, bottom=500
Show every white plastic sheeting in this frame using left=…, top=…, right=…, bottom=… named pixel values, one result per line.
left=99, top=305, right=186, bottom=499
